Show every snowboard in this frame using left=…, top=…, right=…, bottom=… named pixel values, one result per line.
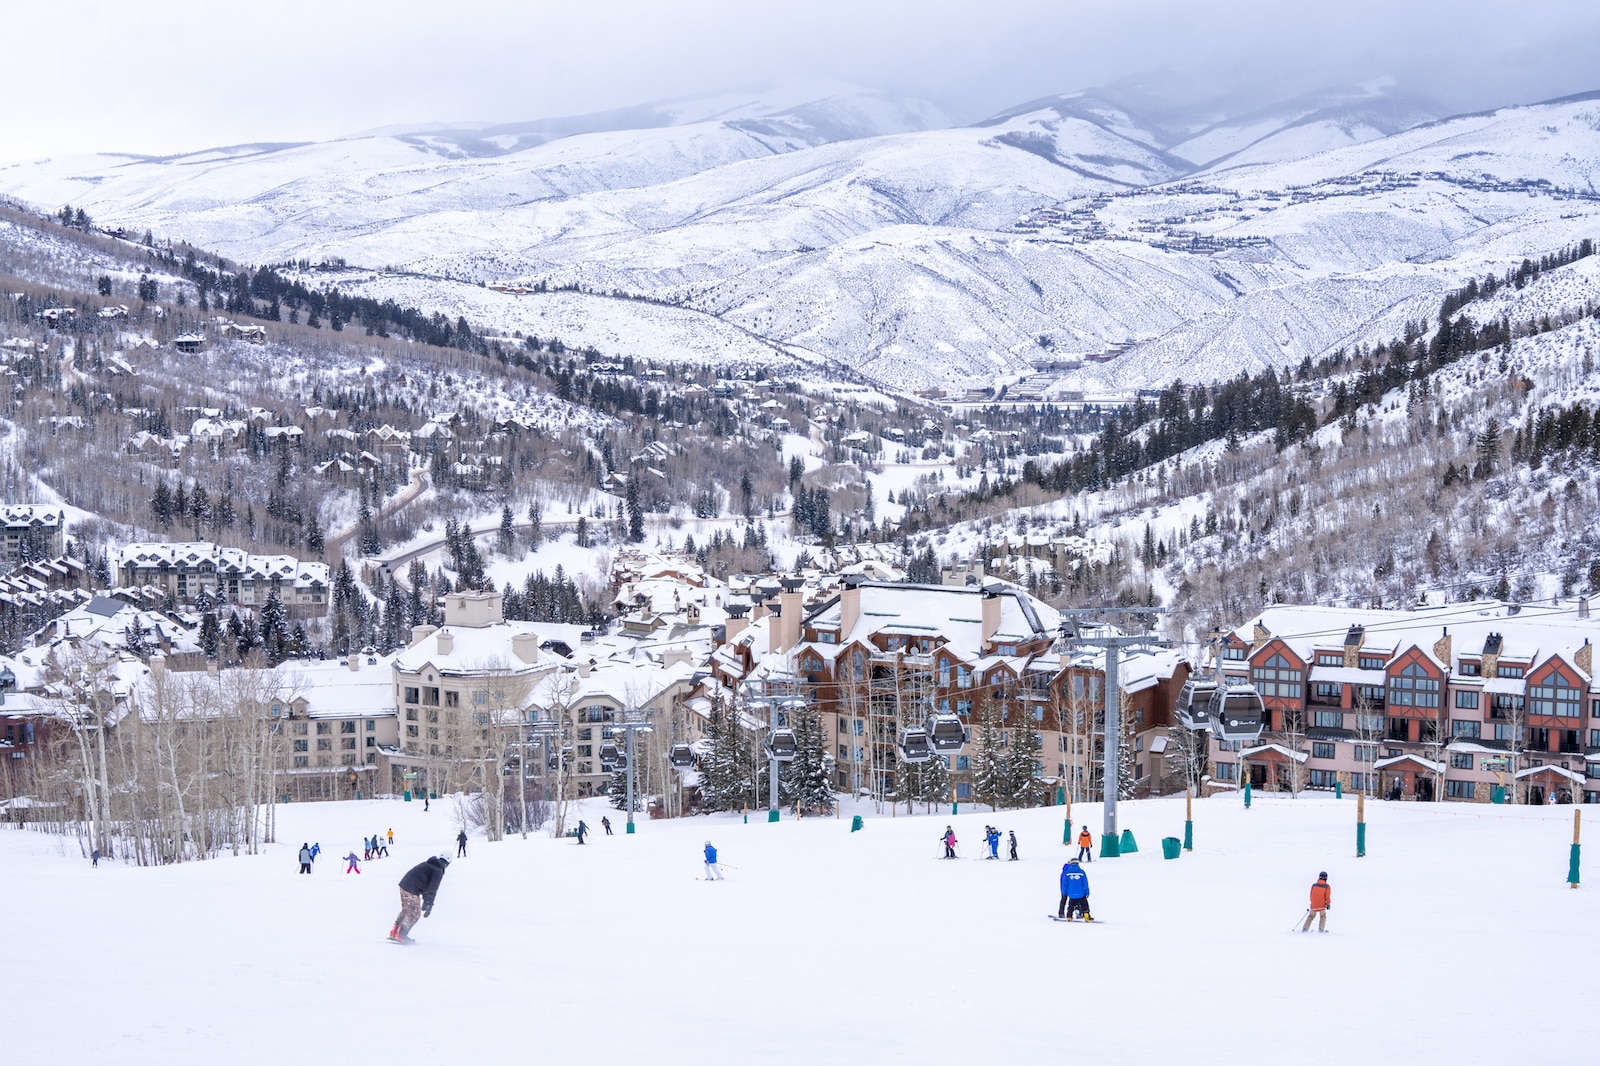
left=1048, top=915, right=1102, bottom=923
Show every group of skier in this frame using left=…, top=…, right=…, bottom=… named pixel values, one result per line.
left=939, top=824, right=1021, bottom=860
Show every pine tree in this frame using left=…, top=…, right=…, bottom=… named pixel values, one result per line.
left=784, top=706, right=834, bottom=815
left=607, top=764, right=640, bottom=811
left=1116, top=701, right=1137, bottom=801
left=498, top=503, right=516, bottom=554
left=526, top=498, right=542, bottom=548
left=626, top=477, right=644, bottom=542
left=1005, top=725, right=1047, bottom=808
left=971, top=704, right=1009, bottom=811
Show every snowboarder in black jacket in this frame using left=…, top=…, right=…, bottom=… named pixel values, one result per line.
left=390, top=855, right=449, bottom=943
left=456, top=829, right=468, bottom=857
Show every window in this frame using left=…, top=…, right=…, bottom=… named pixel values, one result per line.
left=293, top=755, right=308, bottom=768
left=293, top=722, right=308, bottom=736
left=1497, top=664, right=1526, bottom=679
left=955, top=783, right=972, bottom=800
left=1353, top=714, right=1383, bottom=734
left=1459, top=661, right=1481, bottom=677
left=1358, top=656, right=1388, bottom=670
left=577, top=745, right=592, bottom=757
left=422, top=687, right=440, bottom=706
left=997, top=644, right=1017, bottom=656
left=1452, top=720, right=1481, bottom=739
left=1348, top=773, right=1370, bottom=791
left=1251, top=653, right=1303, bottom=699
left=1314, top=710, right=1343, bottom=729
left=817, top=632, right=836, bottom=644
left=472, top=691, right=488, bottom=706
left=1353, top=745, right=1377, bottom=762
left=1223, top=645, right=1246, bottom=661
left=1312, top=682, right=1342, bottom=703
left=1308, top=769, right=1338, bottom=788
left=1561, top=729, right=1581, bottom=754
left=1316, top=653, right=1342, bottom=667
left=1450, top=752, right=1474, bottom=770
left=405, top=708, right=418, bottom=721
left=854, top=720, right=865, bottom=736
left=1588, top=763, right=1600, bottom=779
left=1355, top=687, right=1386, bottom=708
left=957, top=666, right=972, bottom=689
left=1311, top=742, right=1336, bottom=760
left=956, top=756, right=971, bottom=771
left=316, top=738, right=332, bottom=751
left=1592, top=729, right=1600, bottom=747
left=1217, top=739, right=1241, bottom=753
left=444, top=690, right=460, bottom=709
left=956, top=700, right=972, bottom=717
left=938, top=660, right=950, bottom=686
left=1387, top=717, right=1411, bottom=742
left=316, top=721, right=331, bottom=735
left=1529, top=675, right=1582, bottom=718
left=1446, top=780, right=1477, bottom=799
left=293, top=739, right=308, bottom=752
left=341, top=738, right=356, bottom=751
left=1214, top=762, right=1238, bottom=781
left=406, top=725, right=418, bottom=738
left=838, top=744, right=848, bottom=762
left=1388, top=662, right=1440, bottom=708
left=1455, top=690, right=1480, bottom=710
left=1494, top=723, right=1517, bottom=742
left=1491, top=694, right=1522, bottom=718
left=366, top=736, right=376, bottom=748
left=365, top=720, right=375, bottom=732
left=341, top=721, right=355, bottom=734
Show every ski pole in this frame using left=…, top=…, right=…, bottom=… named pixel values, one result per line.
left=1289, top=909, right=1309, bottom=932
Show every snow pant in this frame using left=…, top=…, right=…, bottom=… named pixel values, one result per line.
left=299, top=862, right=312, bottom=874
left=1076, top=845, right=1092, bottom=862
left=395, top=890, right=423, bottom=935
left=944, top=843, right=955, bottom=858
left=604, top=824, right=613, bottom=835
left=704, top=862, right=723, bottom=880
left=1064, top=896, right=1091, bottom=921
left=346, top=862, right=360, bottom=874
left=1009, top=844, right=1018, bottom=860
left=1302, top=908, right=1327, bottom=932
left=457, top=841, right=467, bottom=857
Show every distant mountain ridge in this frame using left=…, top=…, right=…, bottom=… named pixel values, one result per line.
left=1, top=80, right=1595, bottom=392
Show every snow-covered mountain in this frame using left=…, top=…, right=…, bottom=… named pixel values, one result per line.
left=2, top=83, right=1596, bottom=391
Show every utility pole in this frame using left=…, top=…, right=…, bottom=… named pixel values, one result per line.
left=609, top=716, right=655, bottom=834
left=1058, top=608, right=1166, bottom=855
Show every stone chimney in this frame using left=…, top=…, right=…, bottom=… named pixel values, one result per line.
left=840, top=575, right=862, bottom=640
left=436, top=630, right=455, bottom=657
left=512, top=631, right=540, bottom=665
left=1481, top=633, right=1502, bottom=679
left=1432, top=628, right=1452, bottom=671
left=1577, top=639, right=1593, bottom=678
left=411, top=624, right=438, bottom=646
left=1342, top=625, right=1365, bottom=669
left=1252, top=621, right=1272, bottom=652
left=981, top=584, right=1002, bottom=645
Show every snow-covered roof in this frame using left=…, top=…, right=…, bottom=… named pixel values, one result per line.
left=1373, top=754, right=1445, bottom=774
left=1241, top=742, right=1309, bottom=764
left=277, top=656, right=399, bottom=718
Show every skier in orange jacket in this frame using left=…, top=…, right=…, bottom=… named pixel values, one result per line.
left=1076, top=827, right=1093, bottom=862
left=1301, top=872, right=1331, bottom=932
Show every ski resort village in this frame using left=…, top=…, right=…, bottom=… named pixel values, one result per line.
left=5, top=8, right=1600, bottom=1062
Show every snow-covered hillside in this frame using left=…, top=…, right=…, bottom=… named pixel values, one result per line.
left=3, top=85, right=1596, bottom=391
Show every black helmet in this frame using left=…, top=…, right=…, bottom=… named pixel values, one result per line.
left=1318, top=871, right=1327, bottom=879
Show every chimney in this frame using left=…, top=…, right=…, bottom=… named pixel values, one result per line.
left=1342, top=625, right=1365, bottom=669
left=725, top=607, right=749, bottom=644
left=436, top=630, right=454, bottom=656
left=577, top=660, right=592, bottom=678
left=1252, top=621, right=1272, bottom=652
left=778, top=586, right=803, bottom=654
left=840, top=575, right=862, bottom=640
left=347, top=651, right=360, bottom=672
left=1432, top=628, right=1452, bottom=671
left=512, top=631, right=540, bottom=665
left=1581, top=598, right=1591, bottom=620
left=411, top=624, right=438, bottom=646
left=981, top=584, right=1002, bottom=645
left=1577, top=639, right=1593, bottom=678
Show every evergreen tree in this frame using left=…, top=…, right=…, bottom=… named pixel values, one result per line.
left=526, top=498, right=542, bottom=548
left=626, top=477, right=644, bottom=542
left=498, top=503, right=516, bottom=554
left=1116, top=703, right=1137, bottom=801
left=305, top=513, right=325, bottom=555
left=1001, top=723, right=1046, bottom=808
left=783, top=706, right=834, bottom=815
left=971, top=705, right=1009, bottom=811
left=260, top=594, right=287, bottom=666
left=575, top=515, right=589, bottom=548
left=608, top=763, right=641, bottom=811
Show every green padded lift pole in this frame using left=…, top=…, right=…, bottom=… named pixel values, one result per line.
left=1570, top=809, right=1582, bottom=889
left=1356, top=791, right=1366, bottom=858
left=1183, top=788, right=1194, bottom=851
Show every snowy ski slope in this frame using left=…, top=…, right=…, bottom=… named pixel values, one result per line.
left=5, top=793, right=1593, bottom=1064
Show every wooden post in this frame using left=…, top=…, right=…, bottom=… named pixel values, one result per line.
left=1356, top=791, right=1366, bottom=858
left=1569, top=809, right=1581, bottom=889
left=1063, top=793, right=1073, bottom=846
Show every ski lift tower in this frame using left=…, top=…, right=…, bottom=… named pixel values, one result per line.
left=609, top=712, right=656, bottom=834
left=740, top=678, right=807, bottom=821
left=1058, top=607, right=1167, bottom=857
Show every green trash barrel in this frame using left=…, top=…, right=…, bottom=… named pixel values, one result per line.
left=1491, top=785, right=1506, bottom=804
left=1120, top=829, right=1138, bottom=854
left=403, top=790, right=411, bottom=801
left=1161, top=837, right=1181, bottom=860
left=850, top=815, right=864, bottom=833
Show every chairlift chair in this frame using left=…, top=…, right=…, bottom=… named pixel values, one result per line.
left=764, top=727, right=799, bottom=763
left=1207, top=684, right=1266, bottom=742
left=1175, top=679, right=1217, bottom=731
left=668, top=743, right=696, bottom=771
left=924, top=713, right=967, bottom=753
left=897, top=726, right=933, bottom=764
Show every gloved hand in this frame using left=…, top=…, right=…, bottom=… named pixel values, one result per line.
left=422, top=904, right=432, bottom=918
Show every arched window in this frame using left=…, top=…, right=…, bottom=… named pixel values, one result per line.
left=1388, top=660, right=1440, bottom=708
left=1251, top=652, right=1302, bottom=698
left=1529, top=671, right=1581, bottom=718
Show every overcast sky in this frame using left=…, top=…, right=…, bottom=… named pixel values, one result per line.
left=8, top=0, right=1599, bottom=161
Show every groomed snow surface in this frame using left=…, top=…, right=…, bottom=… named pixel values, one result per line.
left=7, top=793, right=1594, bottom=1063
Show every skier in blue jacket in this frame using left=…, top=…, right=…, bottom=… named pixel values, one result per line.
left=703, top=841, right=724, bottom=881
left=1058, top=859, right=1092, bottom=921
left=985, top=826, right=1001, bottom=859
